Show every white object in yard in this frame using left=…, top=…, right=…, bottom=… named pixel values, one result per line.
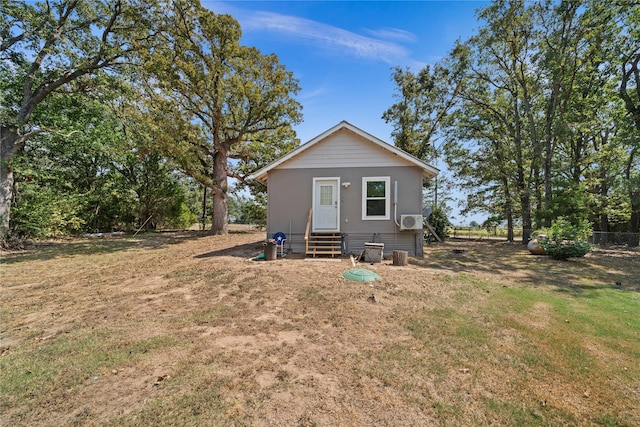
left=400, top=215, right=423, bottom=230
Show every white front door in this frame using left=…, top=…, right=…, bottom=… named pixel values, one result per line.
left=313, top=178, right=340, bottom=231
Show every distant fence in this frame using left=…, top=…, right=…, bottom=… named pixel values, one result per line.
left=590, top=231, right=640, bottom=247
left=449, top=227, right=523, bottom=241
left=448, top=227, right=639, bottom=247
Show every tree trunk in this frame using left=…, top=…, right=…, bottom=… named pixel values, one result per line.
left=519, top=67, right=543, bottom=230
left=597, top=161, right=610, bottom=245
left=392, top=250, right=408, bottom=266
left=597, top=214, right=609, bottom=246
left=201, top=185, right=207, bottom=231
left=543, top=136, right=554, bottom=226
left=211, top=149, right=229, bottom=235
left=512, top=119, right=532, bottom=244
left=628, top=150, right=640, bottom=247
left=630, top=205, right=640, bottom=247
left=620, top=57, right=640, bottom=247
left=505, top=202, right=514, bottom=243
left=511, top=74, right=528, bottom=244
left=533, top=167, right=544, bottom=229
left=500, top=173, right=514, bottom=242
left=0, top=161, right=14, bottom=238
left=0, top=127, right=19, bottom=238
left=520, top=192, right=533, bottom=244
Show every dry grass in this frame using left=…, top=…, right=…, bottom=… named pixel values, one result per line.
left=1, top=231, right=639, bottom=426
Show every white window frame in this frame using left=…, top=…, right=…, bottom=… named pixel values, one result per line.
left=362, top=176, right=390, bottom=220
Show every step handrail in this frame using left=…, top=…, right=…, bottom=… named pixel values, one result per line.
left=304, top=208, right=312, bottom=253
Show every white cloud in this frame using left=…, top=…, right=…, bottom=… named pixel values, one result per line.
left=364, top=27, right=417, bottom=43
left=248, top=11, right=409, bottom=64
left=299, top=85, right=330, bottom=101
left=212, top=2, right=412, bottom=65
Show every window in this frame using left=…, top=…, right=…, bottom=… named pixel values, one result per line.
left=320, top=185, right=333, bottom=206
left=362, top=176, right=390, bottom=220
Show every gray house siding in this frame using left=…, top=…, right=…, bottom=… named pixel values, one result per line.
left=250, top=121, right=439, bottom=258
left=265, top=165, right=425, bottom=256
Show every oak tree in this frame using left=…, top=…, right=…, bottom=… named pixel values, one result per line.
left=0, top=0, right=158, bottom=238
left=143, top=0, right=301, bottom=235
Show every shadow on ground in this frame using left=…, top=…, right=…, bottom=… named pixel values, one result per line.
left=0, top=230, right=216, bottom=264
left=415, top=239, right=640, bottom=295
left=194, top=239, right=265, bottom=259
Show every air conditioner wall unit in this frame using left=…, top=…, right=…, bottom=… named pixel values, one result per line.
left=400, top=214, right=423, bottom=230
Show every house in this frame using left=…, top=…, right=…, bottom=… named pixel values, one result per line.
left=248, top=121, right=439, bottom=257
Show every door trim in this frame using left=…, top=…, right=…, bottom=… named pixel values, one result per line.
left=312, top=177, right=340, bottom=232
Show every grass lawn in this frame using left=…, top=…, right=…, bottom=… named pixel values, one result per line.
left=1, top=231, right=639, bottom=426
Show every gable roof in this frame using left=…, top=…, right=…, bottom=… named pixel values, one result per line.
left=248, top=120, right=439, bottom=184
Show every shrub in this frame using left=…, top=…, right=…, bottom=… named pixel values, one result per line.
left=168, top=203, right=198, bottom=229
left=11, top=185, right=86, bottom=239
left=536, top=217, right=592, bottom=260
left=427, top=206, right=450, bottom=241
left=245, top=198, right=267, bottom=229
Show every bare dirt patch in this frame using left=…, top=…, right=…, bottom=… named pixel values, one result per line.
left=1, top=232, right=639, bottom=426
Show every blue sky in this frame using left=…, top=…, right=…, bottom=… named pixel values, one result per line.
left=207, top=1, right=490, bottom=224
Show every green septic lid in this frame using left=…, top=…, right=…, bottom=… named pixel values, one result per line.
left=342, top=268, right=381, bottom=282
